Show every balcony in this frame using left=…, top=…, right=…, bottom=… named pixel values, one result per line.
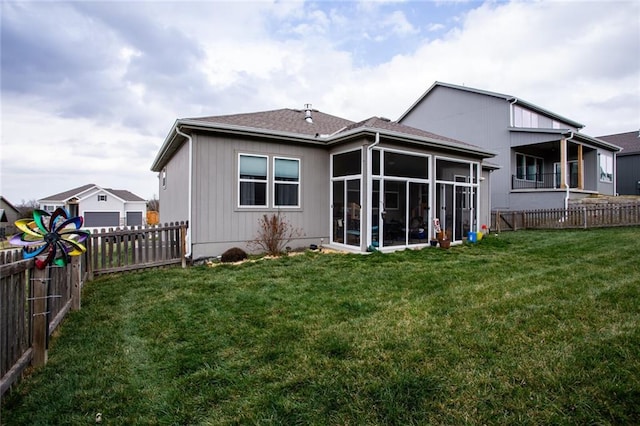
left=512, top=172, right=578, bottom=190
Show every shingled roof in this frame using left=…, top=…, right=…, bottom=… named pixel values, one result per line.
left=152, top=107, right=495, bottom=172
left=597, top=131, right=640, bottom=156
left=40, top=184, right=145, bottom=202
left=188, top=108, right=354, bottom=137
left=339, top=117, right=479, bottom=148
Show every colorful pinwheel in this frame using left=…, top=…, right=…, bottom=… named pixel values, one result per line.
left=10, top=208, right=91, bottom=269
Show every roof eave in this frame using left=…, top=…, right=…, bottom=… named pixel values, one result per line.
left=151, top=119, right=333, bottom=172
left=570, top=132, right=622, bottom=152
left=327, top=126, right=496, bottom=158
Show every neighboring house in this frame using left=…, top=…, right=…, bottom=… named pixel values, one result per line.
left=151, top=107, right=496, bottom=259
left=0, top=196, right=21, bottom=239
left=38, top=184, right=147, bottom=229
left=398, top=82, right=621, bottom=211
left=597, top=130, right=640, bottom=195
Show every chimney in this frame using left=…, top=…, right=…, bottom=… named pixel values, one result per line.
left=304, top=103, right=313, bottom=123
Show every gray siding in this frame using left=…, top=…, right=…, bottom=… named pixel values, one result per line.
left=617, top=155, right=640, bottom=195
left=191, top=133, right=330, bottom=258
left=509, top=191, right=567, bottom=210
left=400, top=86, right=613, bottom=211
left=401, top=86, right=513, bottom=210
left=159, top=141, right=190, bottom=223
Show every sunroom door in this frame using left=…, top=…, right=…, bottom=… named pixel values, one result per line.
left=332, top=179, right=361, bottom=247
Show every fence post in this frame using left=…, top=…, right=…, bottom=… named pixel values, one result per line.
left=71, top=256, right=81, bottom=311
left=181, top=222, right=187, bottom=268
left=32, top=267, right=48, bottom=367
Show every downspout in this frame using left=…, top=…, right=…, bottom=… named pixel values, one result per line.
left=509, top=98, right=518, bottom=126
left=564, top=131, right=574, bottom=212
left=366, top=132, right=381, bottom=250
left=175, top=126, right=193, bottom=259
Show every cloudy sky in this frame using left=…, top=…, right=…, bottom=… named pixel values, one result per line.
left=1, top=0, right=638, bottom=205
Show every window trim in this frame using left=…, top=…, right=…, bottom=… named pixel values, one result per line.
left=273, top=156, right=301, bottom=208
left=238, top=153, right=269, bottom=208
left=97, top=194, right=108, bottom=202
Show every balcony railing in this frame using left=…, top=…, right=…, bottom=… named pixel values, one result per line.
left=512, top=172, right=578, bottom=190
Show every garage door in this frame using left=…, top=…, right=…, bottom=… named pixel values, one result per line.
left=126, top=211, right=143, bottom=226
left=84, top=212, right=119, bottom=227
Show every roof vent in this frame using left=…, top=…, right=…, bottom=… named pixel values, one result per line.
left=304, top=103, right=313, bottom=123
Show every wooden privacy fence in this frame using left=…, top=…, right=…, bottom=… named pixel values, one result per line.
left=1, top=222, right=188, bottom=396
left=0, top=250, right=84, bottom=396
left=87, top=221, right=188, bottom=278
left=492, top=204, right=640, bottom=231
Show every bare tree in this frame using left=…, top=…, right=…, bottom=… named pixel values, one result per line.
left=147, top=195, right=159, bottom=212
left=17, top=199, right=40, bottom=218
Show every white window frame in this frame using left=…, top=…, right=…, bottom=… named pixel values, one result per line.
left=238, top=153, right=268, bottom=208
left=273, top=156, right=301, bottom=208
left=97, top=195, right=107, bottom=202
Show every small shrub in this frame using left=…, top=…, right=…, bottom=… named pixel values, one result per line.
left=248, top=212, right=303, bottom=256
left=221, top=247, right=248, bottom=263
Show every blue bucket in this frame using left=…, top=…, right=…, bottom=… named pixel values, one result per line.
left=468, top=232, right=477, bottom=243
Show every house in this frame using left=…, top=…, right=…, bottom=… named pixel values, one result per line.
left=597, top=131, right=640, bottom=196
left=38, top=184, right=147, bottom=229
left=151, top=106, right=496, bottom=259
left=0, top=196, right=21, bottom=239
left=398, top=82, right=622, bottom=211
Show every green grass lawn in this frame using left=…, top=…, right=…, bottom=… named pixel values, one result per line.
left=2, top=228, right=639, bottom=425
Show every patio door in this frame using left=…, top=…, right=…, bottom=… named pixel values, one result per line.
left=378, top=179, right=429, bottom=248
left=437, top=182, right=475, bottom=242
left=332, top=178, right=361, bottom=247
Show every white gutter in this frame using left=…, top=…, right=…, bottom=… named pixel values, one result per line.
left=509, top=98, right=518, bottom=127
left=175, top=126, right=193, bottom=258
left=366, top=132, right=381, bottom=250
left=564, top=131, right=574, bottom=211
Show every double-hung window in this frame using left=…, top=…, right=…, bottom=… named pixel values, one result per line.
left=274, top=157, right=300, bottom=207
left=239, top=154, right=268, bottom=207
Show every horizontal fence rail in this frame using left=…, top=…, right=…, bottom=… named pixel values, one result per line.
left=493, top=204, right=640, bottom=231
left=87, top=222, right=188, bottom=278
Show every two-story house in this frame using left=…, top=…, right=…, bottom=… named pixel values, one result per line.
left=398, top=81, right=621, bottom=212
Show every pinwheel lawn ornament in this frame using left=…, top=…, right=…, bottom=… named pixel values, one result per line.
left=10, top=208, right=90, bottom=269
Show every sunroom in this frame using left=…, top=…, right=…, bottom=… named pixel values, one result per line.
left=330, top=143, right=486, bottom=252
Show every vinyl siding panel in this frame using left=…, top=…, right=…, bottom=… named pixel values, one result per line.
left=400, top=86, right=512, bottom=210
left=191, top=133, right=330, bottom=259
left=617, top=155, right=640, bottom=195
left=159, top=141, right=189, bottom=223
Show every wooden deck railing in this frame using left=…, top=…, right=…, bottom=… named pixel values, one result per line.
left=492, top=204, right=640, bottom=231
